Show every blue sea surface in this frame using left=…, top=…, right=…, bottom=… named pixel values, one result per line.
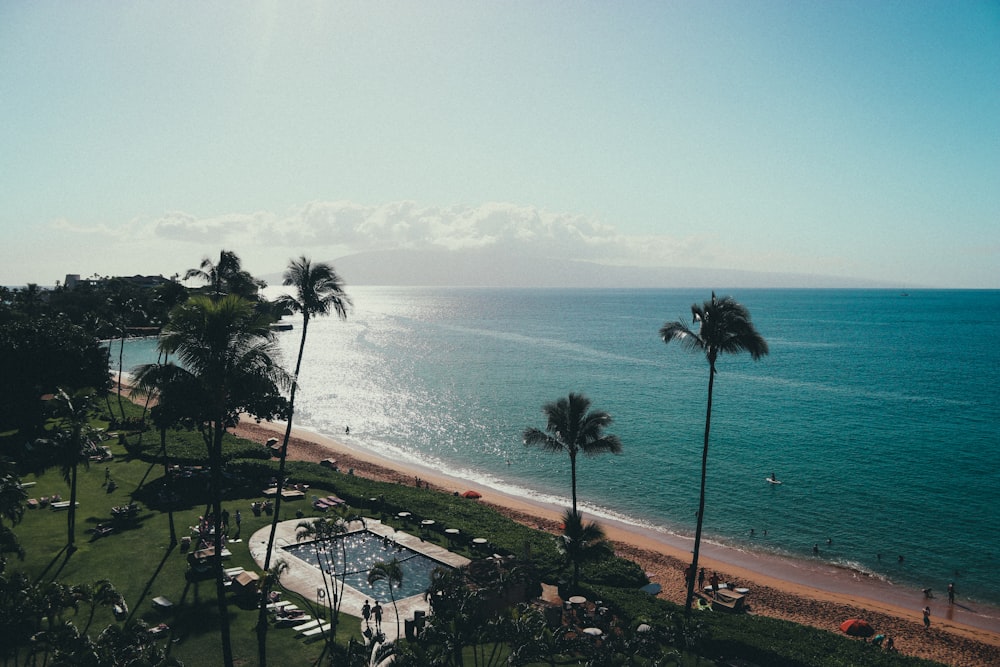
left=116, top=288, right=1000, bottom=606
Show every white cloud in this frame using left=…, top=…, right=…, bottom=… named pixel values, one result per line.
left=142, top=200, right=694, bottom=266
left=36, top=199, right=862, bottom=285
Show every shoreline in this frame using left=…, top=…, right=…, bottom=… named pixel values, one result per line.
left=235, top=418, right=1000, bottom=666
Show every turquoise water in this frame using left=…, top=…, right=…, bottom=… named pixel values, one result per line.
left=282, top=531, right=447, bottom=600
left=117, top=288, right=1000, bottom=607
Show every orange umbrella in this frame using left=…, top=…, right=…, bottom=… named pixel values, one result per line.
left=839, top=618, right=874, bottom=637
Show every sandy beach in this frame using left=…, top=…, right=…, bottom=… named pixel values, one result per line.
left=234, top=419, right=1000, bottom=666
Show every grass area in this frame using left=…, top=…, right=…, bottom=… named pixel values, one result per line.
left=4, top=400, right=946, bottom=666
left=12, top=439, right=342, bottom=665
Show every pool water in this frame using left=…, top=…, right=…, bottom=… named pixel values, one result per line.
left=282, top=530, right=449, bottom=600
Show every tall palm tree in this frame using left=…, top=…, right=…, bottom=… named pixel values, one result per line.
left=49, top=388, right=97, bottom=554
left=523, top=393, right=622, bottom=515
left=184, top=249, right=264, bottom=300
left=660, top=292, right=768, bottom=616
left=367, top=558, right=404, bottom=641
left=257, top=257, right=350, bottom=665
left=136, top=294, right=290, bottom=667
left=557, top=509, right=613, bottom=591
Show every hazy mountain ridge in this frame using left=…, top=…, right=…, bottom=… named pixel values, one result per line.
left=283, top=248, right=902, bottom=289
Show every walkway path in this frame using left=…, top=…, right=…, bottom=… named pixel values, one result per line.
left=248, top=517, right=469, bottom=644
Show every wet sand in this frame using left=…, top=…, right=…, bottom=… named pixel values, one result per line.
left=235, top=419, right=1000, bottom=666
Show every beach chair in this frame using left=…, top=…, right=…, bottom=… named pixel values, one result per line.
left=293, top=619, right=323, bottom=633
left=275, top=614, right=312, bottom=628
left=267, top=600, right=293, bottom=611
left=152, top=596, right=174, bottom=611
left=301, top=622, right=331, bottom=638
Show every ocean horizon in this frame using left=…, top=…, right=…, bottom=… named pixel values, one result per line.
left=115, top=287, right=1000, bottom=611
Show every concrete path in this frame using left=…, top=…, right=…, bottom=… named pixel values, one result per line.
left=248, top=517, right=469, bottom=644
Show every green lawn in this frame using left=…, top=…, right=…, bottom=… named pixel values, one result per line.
left=12, top=436, right=359, bottom=666
left=6, top=420, right=947, bottom=667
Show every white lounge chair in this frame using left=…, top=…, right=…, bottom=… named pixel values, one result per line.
left=301, top=622, right=330, bottom=637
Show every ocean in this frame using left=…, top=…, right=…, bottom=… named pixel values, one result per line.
left=115, top=287, right=1000, bottom=609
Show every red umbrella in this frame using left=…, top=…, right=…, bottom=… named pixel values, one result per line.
left=839, top=618, right=874, bottom=637
left=461, top=490, right=482, bottom=499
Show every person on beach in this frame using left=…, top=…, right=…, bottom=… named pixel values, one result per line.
left=922, top=606, right=931, bottom=629
left=709, top=572, right=720, bottom=597
left=373, top=601, right=383, bottom=631
left=813, top=543, right=819, bottom=555
left=948, top=581, right=955, bottom=604
left=698, top=567, right=706, bottom=590
left=362, top=600, right=371, bottom=628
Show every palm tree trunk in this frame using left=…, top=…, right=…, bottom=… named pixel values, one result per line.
left=684, top=361, right=716, bottom=616
left=257, top=315, right=309, bottom=666
left=117, top=335, right=127, bottom=423
left=210, top=420, right=234, bottom=667
left=161, top=426, right=177, bottom=547
left=67, top=462, right=78, bottom=553
left=104, top=339, right=114, bottom=417
left=390, top=590, right=399, bottom=641
left=569, top=452, right=578, bottom=516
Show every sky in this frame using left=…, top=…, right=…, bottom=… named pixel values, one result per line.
left=2, top=1, right=998, bottom=289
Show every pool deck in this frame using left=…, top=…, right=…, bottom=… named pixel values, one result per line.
left=248, top=517, right=470, bottom=643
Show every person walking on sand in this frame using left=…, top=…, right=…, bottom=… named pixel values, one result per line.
left=361, top=600, right=371, bottom=628
left=373, top=601, right=383, bottom=631
left=922, top=606, right=931, bottom=629
left=948, top=582, right=955, bottom=604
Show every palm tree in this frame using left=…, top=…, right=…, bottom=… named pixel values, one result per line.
left=293, top=513, right=351, bottom=643
left=0, top=457, right=27, bottom=566
left=523, top=393, right=622, bottom=515
left=132, top=360, right=198, bottom=549
left=185, top=249, right=264, bottom=300
left=557, top=508, right=613, bottom=591
left=74, top=579, right=119, bottom=633
left=257, top=257, right=350, bottom=664
left=367, top=558, right=404, bottom=641
left=660, top=292, right=768, bottom=616
left=49, top=387, right=98, bottom=554
left=136, top=294, right=290, bottom=667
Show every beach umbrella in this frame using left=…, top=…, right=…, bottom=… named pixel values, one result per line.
left=461, top=490, right=482, bottom=499
left=839, top=618, right=874, bottom=637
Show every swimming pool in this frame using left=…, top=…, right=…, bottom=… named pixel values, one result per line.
left=282, top=530, right=450, bottom=600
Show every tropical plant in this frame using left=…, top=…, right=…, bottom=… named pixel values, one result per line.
left=73, top=579, right=120, bottom=634
left=258, top=257, right=350, bottom=664
left=293, top=513, right=352, bottom=643
left=660, top=292, right=768, bottom=616
left=48, top=387, right=99, bottom=554
left=557, top=508, right=613, bottom=591
left=0, top=458, right=27, bottom=566
left=184, top=249, right=264, bottom=300
left=367, top=558, right=404, bottom=641
left=523, top=393, right=622, bottom=515
left=0, top=315, right=109, bottom=437
left=133, top=294, right=290, bottom=667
